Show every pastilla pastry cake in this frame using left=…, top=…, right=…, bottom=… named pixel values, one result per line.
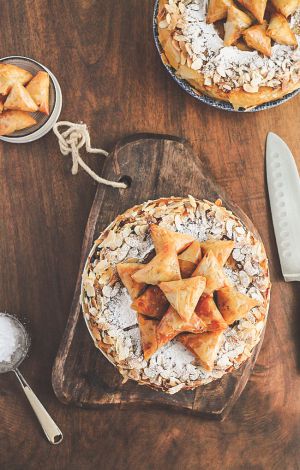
left=156, top=0, right=300, bottom=110
left=81, top=197, right=270, bottom=394
left=81, top=196, right=270, bottom=393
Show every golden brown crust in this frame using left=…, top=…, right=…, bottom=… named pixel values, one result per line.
left=178, top=241, right=202, bottom=278
left=132, top=245, right=181, bottom=285
left=157, top=306, right=206, bottom=346
left=271, top=0, right=300, bottom=17
left=267, top=12, right=298, bottom=46
left=224, top=5, right=253, bottom=46
left=207, top=0, right=234, bottom=23
left=180, top=330, right=225, bottom=371
left=150, top=223, right=194, bottom=253
left=26, top=71, right=50, bottom=115
left=200, top=240, right=234, bottom=266
left=0, top=64, right=32, bottom=95
left=243, top=23, right=272, bottom=57
left=216, top=286, right=262, bottom=324
left=4, top=82, right=38, bottom=112
left=238, top=0, right=268, bottom=23
left=195, top=295, right=228, bottom=331
left=192, top=251, right=229, bottom=295
left=0, top=110, right=36, bottom=136
left=159, top=276, right=206, bottom=321
left=131, top=286, right=169, bottom=319
left=116, top=263, right=145, bottom=299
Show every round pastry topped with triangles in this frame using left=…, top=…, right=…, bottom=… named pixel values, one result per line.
left=156, top=0, right=300, bottom=109
left=81, top=197, right=270, bottom=394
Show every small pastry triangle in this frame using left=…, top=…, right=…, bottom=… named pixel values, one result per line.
left=157, top=306, right=206, bottom=347
left=271, top=0, right=299, bottom=17
left=200, top=240, right=234, bottom=266
left=243, top=23, right=272, bottom=57
left=159, top=276, right=206, bottom=321
left=207, top=0, right=233, bottom=23
left=0, top=110, right=36, bottom=136
left=26, top=71, right=50, bottom=115
left=192, top=251, right=229, bottom=295
left=116, top=263, right=145, bottom=299
left=178, top=241, right=202, bottom=278
left=138, top=315, right=160, bottom=360
left=131, top=246, right=181, bottom=285
left=237, top=0, right=267, bottom=23
left=195, top=295, right=228, bottom=331
left=179, top=330, right=224, bottom=371
left=4, top=82, right=38, bottom=112
left=0, top=64, right=32, bottom=95
left=131, top=286, right=169, bottom=319
left=267, top=12, right=297, bottom=46
left=149, top=224, right=194, bottom=253
left=216, top=286, right=261, bottom=325
left=224, top=5, right=253, bottom=46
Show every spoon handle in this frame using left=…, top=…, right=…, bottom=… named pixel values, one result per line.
left=14, top=368, right=63, bottom=445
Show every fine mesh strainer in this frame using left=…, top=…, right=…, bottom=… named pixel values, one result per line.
left=0, top=313, right=63, bottom=444
left=0, top=56, right=62, bottom=143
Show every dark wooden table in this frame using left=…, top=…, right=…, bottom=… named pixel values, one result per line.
left=1, top=1, right=300, bottom=469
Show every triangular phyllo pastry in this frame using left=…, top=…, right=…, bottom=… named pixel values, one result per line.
left=26, top=71, right=50, bottom=115
left=207, top=0, right=233, bottom=23
left=243, top=23, right=272, bottom=57
left=267, top=12, right=297, bottom=46
left=224, top=5, right=253, bottom=46
left=192, top=251, right=228, bottom=295
left=149, top=225, right=193, bottom=253
left=138, top=315, right=160, bottom=360
left=180, top=330, right=224, bottom=371
left=178, top=241, right=202, bottom=278
left=4, top=83, right=38, bottom=112
left=0, top=64, right=33, bottom=95
left=0, top=110, right=36, bottom=136
left=131, top=286, right=169, bottom=319
left=117, top=263, right=145, bottom=299
left=195, top=295, right=228, bottom=331
left=237, top=0, right=267, bottom=23
left=271, top=0, right=299, bottom=17
left=157, top=306, right=206, bottom=347
left=159, top=276, right=206, bottom=321
left=200, top=240, right=234, bottom=266
left=132, top=247, right=181, bottom=285
left=216, top=286, right=261, bottom=325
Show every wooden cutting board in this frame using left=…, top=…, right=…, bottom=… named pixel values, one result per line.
left=52, top=134, right=265, bottom=420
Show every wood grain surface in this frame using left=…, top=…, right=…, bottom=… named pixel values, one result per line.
left=0, top=1, right=300, bottom=469
left=52, top=134, right=266, bottom=418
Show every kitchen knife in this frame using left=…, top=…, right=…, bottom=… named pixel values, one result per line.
left=266, top=132, right=300, bottom=282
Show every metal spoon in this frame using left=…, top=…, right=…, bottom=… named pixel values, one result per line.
left=0, top=313, right=63, bottom=445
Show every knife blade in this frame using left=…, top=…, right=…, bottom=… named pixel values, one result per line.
left=266, top=132, right=300, bottom=282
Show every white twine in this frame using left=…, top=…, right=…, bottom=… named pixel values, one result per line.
left=52, top=121, right=127, bottom=189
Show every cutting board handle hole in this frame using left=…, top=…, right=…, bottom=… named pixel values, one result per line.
left=118, top=175, right=132, bottom=188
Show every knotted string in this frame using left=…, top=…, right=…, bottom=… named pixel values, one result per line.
left=52, top=121, right=127, bottom=189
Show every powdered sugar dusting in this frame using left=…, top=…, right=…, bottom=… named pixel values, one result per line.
left=102, top=285, right=138, bottom=330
